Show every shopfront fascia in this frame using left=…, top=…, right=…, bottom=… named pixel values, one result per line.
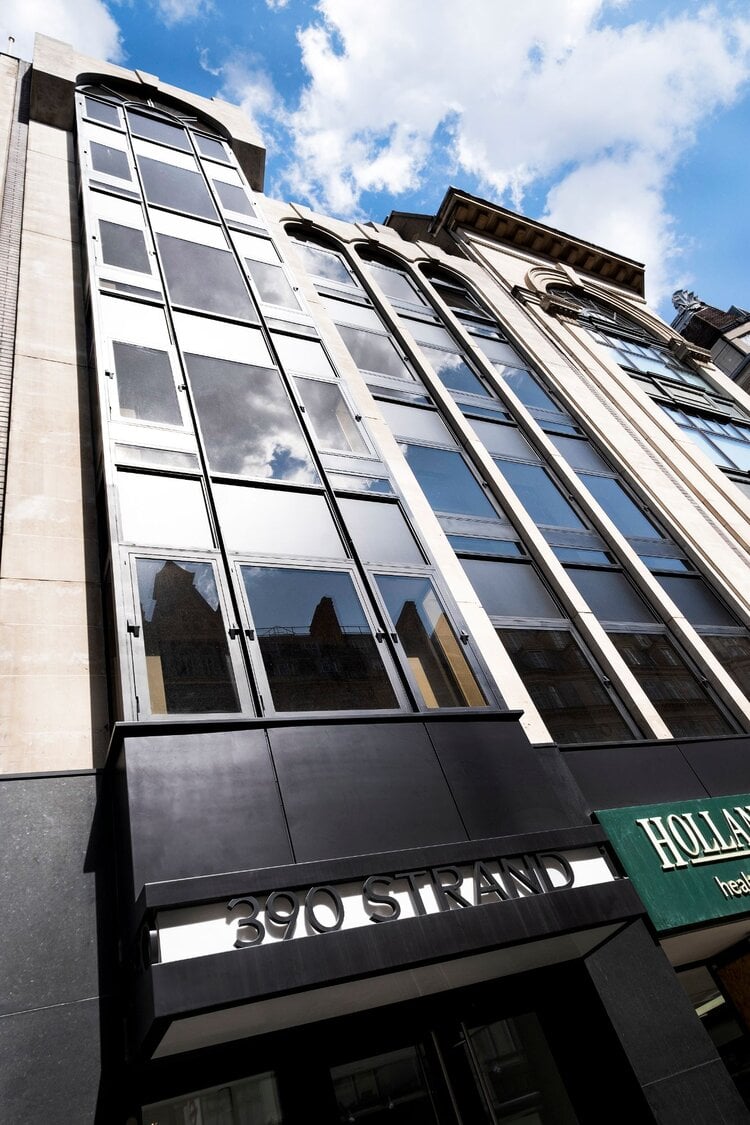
left=109, top=712, right=639, bottom=1061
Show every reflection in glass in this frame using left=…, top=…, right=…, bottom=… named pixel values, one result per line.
left=294, top=240, right=355, bottom=285
left=84, top=97, right=120, bottom=127
left=466, top=1015, right=581, bottom=1124
left=608, top=632, right=733, bottom=737
left=90, top=142, right=131, bottom=180
left=448, top=536, right=522, bottom=557
left=328, top=473, right=394, bottom=495
left=119, top=473, right=213, bottom=548
left=215, top=485, right=345, bottom=557
left=402, top=444, right=500, bottom=520
left=273, top=334, right=336, bottom=377
left=331, top=1046, right=438, bottom=1125
left=566, top=568, right=656, bottom=624
left=338, top=324, right=413, bottom=381
left=703, top=635, right=750, bottom=699
left=578, top=474, right=663, bottom=539
left=144, top=1070, right=283, bottom=1125
left=420, top=345, right=489, bottom=396
left=241, top=566, right=398, bottom=711
left=138, top=156, right=217, bottom=218
left=376, top=575, right=486, bottom=707
left=245, top=259, right=300, bottom=309
left=112, top=341, right=182, bottom=424
left=659, top=576, right=737, bottom=627
left=157, top=234, right=257, bottom=321
left=127, top=109, right=190, bottom=150
left=463, top=559, right=563, bottom=620
left=185, top=354, right=319, bottom=483
left=293, top=377, right=368, bottom=453
left=214, top=179, right=256, bottom=216
left=367, top=262, right=427, bottom=305
left=495, top=460, right=587, bottom=530
left=340, top=500, right=424, bottom=565
left=498, top=629, right=632, bottom=744
left=499, top=367, right=559, bottom=412
left=196, top=134, right=228, bottom=160
left=100, top=221, right=150, bottom=273
left=136, top=559, right=240, bottom=714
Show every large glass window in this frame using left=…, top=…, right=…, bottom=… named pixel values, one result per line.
left=609, top=632, right=734, bottom=737
left=375, top=575, right=486, bottom=707
left=118, top=472, right=213, bottom=549
left=293, top=377, right=368, bottom=454
left=216, top=485, right=345, bottom=557
left=340, top=499, right=424, bottom=566
left=90, top=141, right=131, bottom=180
left=157, top=233, right=257, bottom=320
left=331, top=1046, right=437, bottom=1125
left=138, top=155, right=217, bottom=219
left=185, top=354, right=319, bottom=483
left=497, top=628, right=632, bottom=744
left=241, top=566, right=398, bottom=711
left=214, top=178, right=256, bottom=216
left=577, top=474, right=663, bottom=539
left=402, top=445, right=501, bottom=520
left=293, top=239, right=357, bottom=286
left=462, top=559, right=563, bottom=620
left=127, top=109, right=191, bottom=151
left=112, top=341, right=182, bottom=425
left=337, top=323, right=413, bottom=382
left=495, top=460, right=587, bottom=530
left=100, top=221, right=150, bottom=273
left=136, top=558, right=241, bottom=714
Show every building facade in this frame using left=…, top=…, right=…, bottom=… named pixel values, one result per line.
left=3, top=34, right=750, bottom=1123
left=672, top=289, right=750, bottom=394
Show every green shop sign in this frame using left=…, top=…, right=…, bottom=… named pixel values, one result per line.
left=597, top=793, right=750, bottom=932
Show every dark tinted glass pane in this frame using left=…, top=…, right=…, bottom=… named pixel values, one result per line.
left=566, top=568, right=657, bottom=623
left=468, top=1015, right=582, bottom=1124
left=293, top=378, right=368, bottom=453
left=421, top=345, right=489, bottom=396
left=214, top=179, right=256, bottom=216
left=608, top=632, right=734, bottom=737
left=157, top=234, right=257, bottom=320
left=376, top=575, right=486, bottom=707
left=145, top=1071, right=282, bottom=1125
left=84, top=97, right=120, bottom=127
left=659, top=576, right=737, bottom=627
left=449, top=535, right=523, bottom=557
left=332, top=1047, right=437, bottom=1125
left=402, top=445, right=499, bottom=519
left=295, top=241, right=354, bottom=284
left=100, top=221, right=150, bottom=273
left=340, top=499, right=423, bottom=565
left=196, top=134, right=227, bottom=160
left=579, top=474, right=663, bottom=539
left=241, top=566, right=398, bottom=711
left=338, top=325, right=412, bottom=380
left=639, top=555, right=690, bottom=572
left=496, top=460, right=587, bottom=529
left=185, top=353, right=318, bottom=482
left=433, top=282, right=484, bottom=314
left=463, top=559, right=564, bottom=619
left=553, top=547, right=613, bottom=565
left=498, top=628, right=632, bottom=744
left=127, top=109, right=190, bottom=150
left=112, top=341, right=181, bottom=425
left=703, top=635, right=750, bottom=698
left=711, top=434, right=750, bottom=471
left=90, top=142, right=131, bottom=180
left=139, top=156, right=216, bottom=218
left=245, top=260, right=300, bottom=309
left=136, top=558, right=240, bottom=714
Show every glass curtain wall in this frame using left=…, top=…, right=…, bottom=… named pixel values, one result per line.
left=77, top=88, right=490, bottom=720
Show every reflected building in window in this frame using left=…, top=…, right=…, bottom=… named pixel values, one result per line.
left=4, top=33, right=750, bottom=1125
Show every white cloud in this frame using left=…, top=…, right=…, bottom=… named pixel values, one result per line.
left=1, top=0, right=122, bottom=64
left=236, top=0, right=750, bottom=305
left=153, top=0, right=212, bottom=27
left=265, top=0, right=290, bottom=9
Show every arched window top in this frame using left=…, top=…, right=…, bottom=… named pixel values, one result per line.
left=77, top=81, right=228, bottom=142
left=546, top=284, right=663, bottom=345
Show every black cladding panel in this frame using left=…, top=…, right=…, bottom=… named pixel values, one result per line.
left=428, top=720, right=589, bottom=835
left=563, top=743, right=709, bottom=810
left=679, top=737, right=750, bottom=797
left=123, top=729, right=293, bottom=889
left=268, top=722, right=467, bottom=862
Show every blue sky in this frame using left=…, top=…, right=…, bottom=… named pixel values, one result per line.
left=3, top=0, right=750, bottom=319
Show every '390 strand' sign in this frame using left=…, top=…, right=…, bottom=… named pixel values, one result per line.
left=154, top=847, right=614, bottom=964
